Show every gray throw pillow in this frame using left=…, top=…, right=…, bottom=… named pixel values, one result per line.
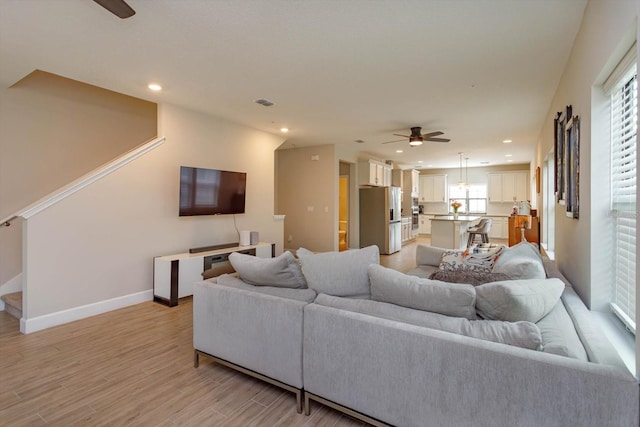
left=428, top=270, right=511, bottom=286
left=228, top=251, right=307, bottom=288
left=216, top=274, right=317, bottom=302
left=492, top=242, right=545, bottom=279
left=297, top=245, right=379, bottom=298
left=368, top=264, right=477, bottom=319
left=475, top=278, right=565, bottom=323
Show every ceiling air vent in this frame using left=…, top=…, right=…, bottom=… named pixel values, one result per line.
left=254, top=98, right=275, bottom=107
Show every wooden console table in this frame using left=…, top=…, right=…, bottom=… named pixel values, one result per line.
left=508, top=217, right=540, bottom=246
left=153, top=242, right=274, bottom=306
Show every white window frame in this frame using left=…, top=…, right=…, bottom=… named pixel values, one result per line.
left=605, top=44, right=637, bottom=334
left=448, top=184, right=488, bottom=214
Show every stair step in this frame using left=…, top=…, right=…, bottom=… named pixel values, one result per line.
left=1, top=292, right=22, bottom=320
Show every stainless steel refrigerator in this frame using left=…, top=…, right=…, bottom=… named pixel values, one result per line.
left=359, top=186, right=402, bottom=254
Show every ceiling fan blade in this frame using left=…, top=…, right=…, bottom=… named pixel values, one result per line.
left=421, top=131, right=444, bottom=138
left=93, top=0, right=136, bottom=19
left=392, top=133, right=410, bottom=138
left=381, top=138, right=407, bottom=144
left=426, top=137, right=451, bottom=143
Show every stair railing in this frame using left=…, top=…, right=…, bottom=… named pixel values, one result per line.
left=0, top=136, right=165, bottom=227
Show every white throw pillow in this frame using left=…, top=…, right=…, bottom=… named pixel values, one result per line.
left=475, top=278, right=565, bottom=323
left=368, top=264, right=477, bottom=319
left=228, top=251, right=307, bottom=288
left=297, top=245, right=379, bottom=298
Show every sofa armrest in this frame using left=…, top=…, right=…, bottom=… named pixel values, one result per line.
left=303, top=304, right=638, bottom=427
left=415, top=244, right=446, bottom=267
left=194, top=280, right=308, bottom=388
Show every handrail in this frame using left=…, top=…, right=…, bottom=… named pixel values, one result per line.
left=0, top=136, right=165, bottom=226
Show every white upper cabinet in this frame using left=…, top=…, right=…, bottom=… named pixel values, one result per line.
left=359, top=159, right=392, bottom=187
left=419, top=174, right=447, bottom=202
left=488, top=172, right=528, bottom=203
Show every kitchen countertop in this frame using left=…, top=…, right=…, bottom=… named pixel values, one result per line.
left=421, top=213, right=510, bottom=217
left=430, top=215, right=480, bottom=221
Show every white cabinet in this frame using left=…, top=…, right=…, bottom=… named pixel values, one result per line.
left=485, top=217, right=508, bottom=239
left=359, top=160, right=392, bottom=187
left=404, top=169, right=420, bottom=196
left=419, top=214, right=434, bottom=234
left=153, top=243, right=273, bottom=306
left=419, top=175, right=447, bottom=202
left=488, top=172, right=528, bottom=203
left=401, top=218, right=413, bottom=243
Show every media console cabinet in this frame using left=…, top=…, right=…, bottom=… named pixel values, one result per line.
left=153, top=242, right=275, bottom=306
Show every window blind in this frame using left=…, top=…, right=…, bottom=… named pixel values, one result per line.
left=609, top=56, right=637, bottom=333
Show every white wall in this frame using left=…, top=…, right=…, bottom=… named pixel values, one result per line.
left=0, top=71, right=157, bottom=288
left=22, top=103, right=284, bottom=326
left=534, top=0, right=638, bottom=309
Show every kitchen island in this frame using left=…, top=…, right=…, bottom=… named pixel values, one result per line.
left=430, top=215, right=480, bottom=250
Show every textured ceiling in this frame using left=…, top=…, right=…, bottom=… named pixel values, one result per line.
left=0, top=0, right=587, bottom=169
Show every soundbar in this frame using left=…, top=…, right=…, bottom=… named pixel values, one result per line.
left=189, top=242, right=240, bottom=254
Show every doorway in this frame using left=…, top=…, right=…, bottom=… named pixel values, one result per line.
left=339, top=162, right=350, bottom=251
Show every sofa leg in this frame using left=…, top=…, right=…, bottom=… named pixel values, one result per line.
left=304, top=393, right=311, bottom=415
left=193, top=350, right=199, bottom=368
left=296, top=390, right=303, bottom=414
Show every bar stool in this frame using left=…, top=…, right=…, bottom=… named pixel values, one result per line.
left=467, top=218, right=492, bottom=247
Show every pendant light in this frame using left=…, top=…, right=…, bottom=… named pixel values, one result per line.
left=464, top=157, right=470, bottom=190
left=457, top=152, right=465, bottom=188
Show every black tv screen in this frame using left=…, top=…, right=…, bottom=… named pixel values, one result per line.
left=179, top=166, right=246, bottom=216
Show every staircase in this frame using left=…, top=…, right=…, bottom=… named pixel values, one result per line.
left=1, top=292, right=22, bottom=320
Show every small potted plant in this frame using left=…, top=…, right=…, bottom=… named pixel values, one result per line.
left=450, top=200, right=462, bottom=219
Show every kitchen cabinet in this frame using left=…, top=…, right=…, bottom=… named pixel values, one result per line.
left=401, top=218, right=413, bottom=244
left=419, top=175, right=447, bottom=202
left=488, top=172, right=528, bottom=203
left=359, top=159, right=392, bottom=187
left=419, top=214, right=435, bottom=234
left=403, top=169, right=420, bottom=196
left=484, top=216, right=508, bottom=239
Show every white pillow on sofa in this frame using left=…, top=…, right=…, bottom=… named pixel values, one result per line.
left=297, top=245, right=379, bottom=298
left=228, top=251, right=307, bottom=288
left=368, top=264, right=477, bottom=320
left=492, top=242, right=545, bottom=279
left=475, top=278, right=565, bottom=323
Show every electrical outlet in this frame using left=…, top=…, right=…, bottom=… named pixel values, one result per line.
left=288, top=234, right=293, bottom=242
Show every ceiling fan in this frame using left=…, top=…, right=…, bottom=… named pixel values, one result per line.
left=382, top=127, right=450, bottom=146
left=93, top=0, right=136, bottom=19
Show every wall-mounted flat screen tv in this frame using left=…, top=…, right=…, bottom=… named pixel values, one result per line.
left=179, top=166, right=247, bottom=216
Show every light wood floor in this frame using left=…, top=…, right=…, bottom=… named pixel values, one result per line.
left=0, top=300, right=369, bottom=426
left=0, top=236, right=505, bottom=426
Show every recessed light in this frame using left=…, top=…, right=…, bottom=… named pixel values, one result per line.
left=505, top=154, right=513, bottom=157
left=427, top=164, right=433, bottom=167
left=148, top=83, right=162, bottom=91
left=280, top=128, right=289, bottom=133
left=480, top=161, right=490, bottom=165
left=503, top=139, right=512, bottom=144
left=507, top=159, right=513, bottom=162
left=354, top=139, right=365, bottom=144
left=418, top=160, right=423, bottom=163
left=396, top=150, right=403, bottom=153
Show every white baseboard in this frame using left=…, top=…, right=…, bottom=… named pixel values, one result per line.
left=20, top=289, right=154, bottom=334
left=0, top=273, right=23, bottom=311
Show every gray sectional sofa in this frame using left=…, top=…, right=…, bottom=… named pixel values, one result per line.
left=193, top=244, right=639, bottom=427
